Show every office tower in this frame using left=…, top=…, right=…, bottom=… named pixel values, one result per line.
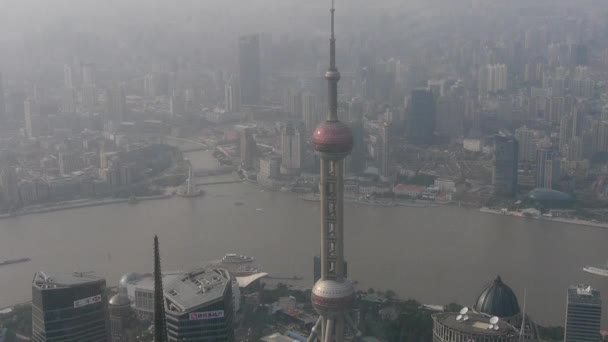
left=61, top=87, right=76, bottom=114
left=82, top=84, right=97, bottom=110
left=567, top=137, right=583, bottom=162
left=514, top=126, right=536, bottom=163
left=24, top=98, right=45, bottom=138
left=31, top=271, right=109, bottom=342
left=570, top=44, right=588, bottom=66
left=302, top=91, right=318, bottom=132
left=308, top=3, right=360, bottom=341
left=436, top=94, right=464, bottom=140
left=493, top=135, right=518, bottom=196
left=169, top=91, right=185, bottom=118
left=347, top=97, right=363, bottom=122
left=346, top=120, right=365, bottom=175
left=108, top=287, right=131, bottom=342
left=107, top=86, right=127, bottom=122
left=1, top=166, right=19, bottom=208
left=560, top=115, right=574, bottom=153
left=58, top=151, right=82, bottom=176
left=536, top=145, right=560, bottom=189
left=238, top=34, right=261, bottom=105
left=0, top=72, right=5, bottom=123
left=240, top=127, right=257, bottom=169
left=284, top=89, right=303, bottom=119
left=63, top=64, right=73, bottom=88
left=479, top=64, right=508, bottom=95
left=154, top=236, right=168, bottom=342
left=380, top=122, right=392, bottom=179
left=164, top=266, right=234, bottom=341
left=565, top=285, right=601, bottom=342
left=407, top=88, right=436, bottom=145
left=81, top=62, right=96, bottom=85
left=143, top=74, right=157, bottom=98
left=280, top=122, right=302, bottom=176
left=224, top=76, right=241, bottom=113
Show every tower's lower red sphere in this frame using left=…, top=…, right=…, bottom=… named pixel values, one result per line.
left=312, top=121, right=353, bottom=155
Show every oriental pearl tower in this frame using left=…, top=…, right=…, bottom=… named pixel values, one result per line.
left=308, top=2, right=360, bottom=341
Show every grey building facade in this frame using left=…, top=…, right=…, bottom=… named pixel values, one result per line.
left=31, top=271, right=109, bottom=342
left=564, top=285, right=601, bottom=342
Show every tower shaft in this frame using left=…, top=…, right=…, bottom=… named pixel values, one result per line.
left=309, top=2, right=360, bottom=342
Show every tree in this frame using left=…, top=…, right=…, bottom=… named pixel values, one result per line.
left=384, top=290, right=397, bottom=300
left=367, top=288, right=375, bottom=294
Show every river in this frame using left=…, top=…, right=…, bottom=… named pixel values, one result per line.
left=0, top=150, right=607, bottom=327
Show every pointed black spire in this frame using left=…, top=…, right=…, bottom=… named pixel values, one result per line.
left=153, top=235, right=167, bottom=342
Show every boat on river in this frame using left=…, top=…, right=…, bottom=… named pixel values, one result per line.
left=583, top=262, right=608, bottom=277
left=0, top=258, right=31, bottom=267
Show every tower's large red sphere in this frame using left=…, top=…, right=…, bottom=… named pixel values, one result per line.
left=312, top=121, right=353, bottom=155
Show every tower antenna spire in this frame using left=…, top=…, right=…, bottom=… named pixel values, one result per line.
left=325, top=0, right=340, bottom=121
left=153, top=235, right=167, bottom=342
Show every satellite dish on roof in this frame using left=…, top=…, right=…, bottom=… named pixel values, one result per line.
left=456, top=315, right=463, bottom=321
left=488, top=324, right=494, bottom=329
left=493, top=325, right=500, bottom=331
left=490, top=316, right=499, bottom=325
left=463, top=315, right=469, bottom=321
left=460, top=307, right=469, bottom=315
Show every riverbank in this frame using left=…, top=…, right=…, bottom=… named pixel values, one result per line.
left=299, top=193, right=438, bottom=208
left=0, top=195, right=172, bottom=220
left=479, top=207, right=608, bottom=229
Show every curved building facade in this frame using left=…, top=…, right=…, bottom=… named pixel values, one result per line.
left=108, top=289, right=131, bottom=342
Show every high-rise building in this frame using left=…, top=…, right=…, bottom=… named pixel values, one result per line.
left=436, top=94, right=464, bottom=140
left=493, top=135, right=518, bottom=196
left=61, top=87, right=76, bottom=114
left=169, top=91, right=185, bottom=118
left=567, top=137, right=583, bottom=162
left=239, top=127, right=257, bottom=169
left=308, top=4, right=360, bottom=341
left=380, top=122, right=392, bottom=179
left=224, top=76, right=241, bottom=113
left=285, top=89, right=303, bottom=119
left=514, top=126, right=536, bottom=163
left=560, top=115, right=574, bottom=153
left=82, top=84, right=97, bottom=110
left=280, top=122, right=302, bottom=176
left=536, top=145, right=560, bottom=189
left=24, top=98, right=46, bottom=138
left=564, top=285, right=601, bottom=342
left=81, top=62, right=96, bottom=85
left=63, top=64, right=73, bottom=88
left=164, top=266, right=234, bottom=342
left=0, top=72, right=6, bottom=123
left=31, top=271, right=109, bottom=342
left=108, top=287, right=131, bottom=342
left=1, top=166, right=19, bottom=208
left=346, top=120, right=366, bottom=175
left=302, top=91, right=318, bottom=132
left=107, top=86, right=127, bottom=122
left=407, top=88, right=436, bottom=145
left=479, top=64, right=508, bottom=95
left=238, top=34, right=261, bottom=105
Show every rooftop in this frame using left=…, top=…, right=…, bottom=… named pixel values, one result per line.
left=433, top=312, right=518, bottom=337
left=164, top=266, right=231, bottom=313
left=568, top=284, right=601, bottom=305
left=33, top=271, right=104, bottom=290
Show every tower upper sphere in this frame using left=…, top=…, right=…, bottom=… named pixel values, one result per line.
left=313, top=121, right=353, bottom=158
